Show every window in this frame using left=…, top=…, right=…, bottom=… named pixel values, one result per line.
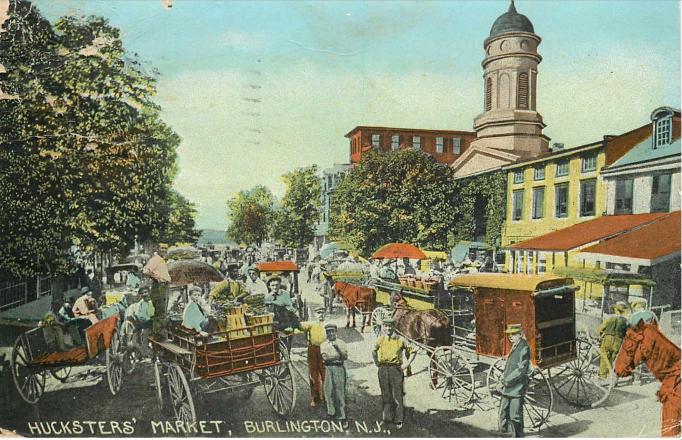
left=453, top=137, right=462, bottom=154
left=513, top=170, right=524, bottom=184
left=581, top=155, right=597, bottom=173
left=651, top=173, right=671, bottom=212
left=391, top=134, right=400, bottom=150
left=512, top=190, right=524, bottom=221
left=517, top=72, right=529, bottom=109
left=580, top=179, right=596, bottom=216
left=436, top=137, right=444, bottom=153
left=537, top=253, right=546, bottom=275
left=615, top=178, right=633, bottom=214
left=533, top=166, right=545, bottom=181
left=412, top=136, right=421, bottom=150
left=516, top=251, right=523, bottom=274
left=532, top=187, right=544, bottom=219
left=556, top=161, right=569, bottom=177
left=555, top=184, right=569, bottom=218
left=485, top=77, right=493, bottom=111
left=654, top=117, right=672, bottom=148
left=371, top=134, right=380, bottom=149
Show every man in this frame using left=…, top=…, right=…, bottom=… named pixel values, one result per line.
left=210, top=263, right=249, bottom=305
left=321, top=323, right=348, bottom=427
left=300, top=307, right=328, bottom=407
left=143, top=244, right=171, bottom=340
left=245, top=266, right=268, bottom=296
left=73, top=286, right=99, bottom=324
left=126, top=269, right=142, bottom=289
left=263, top=276, right=300, bottom=332
left=497, top=324, right=531, bottom=438
left=372, top=318, right=410, bottom=430
left=378, top=260, right=398, bottom=283
left=125, top=287, right=155, bottom=332
left=598, top=302, right=629, bottom=379
left=40, top=301, right=67, bottom=351
left=182, top=286, right=211, bottom=336
left=628, top=298, right=658, bottom=327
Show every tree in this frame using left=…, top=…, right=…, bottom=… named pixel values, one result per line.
left=329, top=149, right=459, bottom=255
left=272, top=166, right=321, bottom=249
left=157, top=191, right=201, bottom=245
left=226, top=185, right=275, bottom=247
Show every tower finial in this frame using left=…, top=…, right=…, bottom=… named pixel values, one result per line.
left=509, top=0, right=517, bottom=13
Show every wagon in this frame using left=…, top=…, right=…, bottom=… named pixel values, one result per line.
left=368, top=274, right=614, bottom=430
left=150, top=321, right=296, bottom=423
left=10, top=314, right=124, bottom=404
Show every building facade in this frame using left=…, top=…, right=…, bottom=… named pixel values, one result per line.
left=345, top=126, right=476, bottom=166
left=314, top=163, right=351, bottom=248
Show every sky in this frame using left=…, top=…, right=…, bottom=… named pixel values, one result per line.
left=34, top=0, right=681, bottom=230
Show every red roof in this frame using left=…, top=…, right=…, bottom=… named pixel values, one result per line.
left=256, top=261, right=298, bottom=272
left=510, top=212, right=671, bottom=252
left=580, top=211, right=680, bottom=262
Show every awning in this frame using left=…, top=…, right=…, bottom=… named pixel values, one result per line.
left=552, top=266, right=656, bottom=287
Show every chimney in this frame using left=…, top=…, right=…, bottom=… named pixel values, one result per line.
left=552, top=143, right=564, bottom=151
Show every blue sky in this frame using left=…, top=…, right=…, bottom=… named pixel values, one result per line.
left=35, top=0, right=681, bottom=230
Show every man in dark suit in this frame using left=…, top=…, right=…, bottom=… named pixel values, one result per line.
left=497, top=323, right=531, bottom=437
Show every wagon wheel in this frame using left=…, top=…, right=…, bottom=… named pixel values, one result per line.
left=120, top=320, right=141, bottom=375
left=487, top=359, right=553, bottom=430
left=549, top=338, right=614, bottom=408
left=262, top=354, right=297, bottom=416
left=50, top=366, right=72, bottom=382
left=105, top=329, right=124, bottom=395
left=371, top=307, right=390, bottom=336
left=167, top=363, right=196, bottom=423
left=11, top=333, right=46, bottom=404
left=428, top=346, right=475, bottom=408
left=153, top=360, right=170, bottom=415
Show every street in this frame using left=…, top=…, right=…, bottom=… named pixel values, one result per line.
left=0, top=277, right=664, bottom=438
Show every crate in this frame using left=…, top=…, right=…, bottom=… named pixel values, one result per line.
left=247, top=313, right=274, bottom=336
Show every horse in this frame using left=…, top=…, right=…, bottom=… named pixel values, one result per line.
left=333, top=281, right=376, bottom=332
left=614, top=320, right=681, bottom=437
left=389, top=291, right=451, bottom=385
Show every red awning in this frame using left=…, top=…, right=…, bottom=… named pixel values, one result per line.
left=256, top=261, right=298, bottom=272
left=509, top=212, right=670, bottom=252
left=371, top=243, right=427, bottom=260
left=580, top=211, right=680, bottom=263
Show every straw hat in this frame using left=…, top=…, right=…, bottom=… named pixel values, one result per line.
left=504, top=323, right=523, bottom=334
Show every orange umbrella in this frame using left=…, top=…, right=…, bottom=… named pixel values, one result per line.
left=371, top=243, right=427, bottom=260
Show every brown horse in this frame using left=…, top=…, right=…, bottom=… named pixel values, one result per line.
left=333, top=281, right=376, bottom=332
left=614, top=320, right=681, bottom=437
left=390, top=291, right=451, bottom=385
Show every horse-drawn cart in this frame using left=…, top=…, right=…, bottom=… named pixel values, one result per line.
left=10, top=314, right=124, bottom=404
left=151, top=321, right=296, bottom=423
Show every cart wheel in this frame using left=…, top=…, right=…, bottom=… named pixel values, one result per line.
left=50, top=366, right=72, bottom=382
left=371, top=307, right=389, bottom=337
left=167, top=363, right=196, bottom=423
left=121, top=321, right=140, bottom=375
left=428, top=346, right=474, bottom=408
left=263, top=355, right=296, bottom=416
left=11, top=333, right=46, bottom=404
left=153, top=360, right=170, bottom=415
left=550, top=338, right=614, bottom=408
left=105, top=329, right=123, bottom=395
left=487, top=359, right=553, bottom=430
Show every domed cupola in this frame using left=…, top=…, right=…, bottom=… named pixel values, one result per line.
left=489, top=0, right=535, bottom=37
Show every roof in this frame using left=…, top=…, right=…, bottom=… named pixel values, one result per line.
left=448, top=273, right=570, bottom=292
left=606, top=136, right=681, bottom=170
left=489, top=1, right=535, bottom=37
left=256, top=261, right=299, bottom=272
left=503, top=141, right=603, bottom=170
left=344, top=126, right=475, bottom=138
left=580, top=211, right=680, bottom=264
left=509, top=212, right=670, bottom=252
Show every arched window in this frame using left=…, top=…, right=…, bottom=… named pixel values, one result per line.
left=485, top=77, right=493, bottom=111
left=651, top=107, right=675, bottom=148
left=517, top=72, right=529, bottom=109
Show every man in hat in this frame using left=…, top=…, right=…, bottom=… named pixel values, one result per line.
left=73, top=286, right=99, bottom=324
left=497, top=323, right=531, bottom=437
left=300, top=307, right=328, bottom=407
left=245, top=265, right=268, bottom=296
left=264, top=276, right=300, bottom=332
left=183, top=285, right=211, bottom=337
left=321, top=323, right=348, bottom=427
left=372, top=318, right=411, bottom=430
left=210, top=263, right=249, bottom=305
left=143, top=244, right=171, bottom=339
left=598, top=302, right=629, bottom=379
left=628, top=298, right=658, bottom=327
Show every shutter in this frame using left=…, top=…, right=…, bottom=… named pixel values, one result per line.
left=517, top=73, right=529, bottom=109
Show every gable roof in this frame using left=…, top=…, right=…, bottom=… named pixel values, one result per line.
left=508, top=212, right=670, bottom=252
left=606, top=136, right=681, bottom=170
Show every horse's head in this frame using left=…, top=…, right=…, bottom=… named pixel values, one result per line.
left=390, top=291, right=406, bottom=308
left=614, top=319, right=648, bottom=377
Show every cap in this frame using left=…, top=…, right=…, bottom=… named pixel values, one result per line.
left=188, top=285, right=202, bottom=294
left=314, top=307, right=326, bottom=314
left=81, top=286, right=91, bottom=295
left=383, top=318, right=395, bottom=325
left=504, top=324, right=523, bottom=334
left=247, top=265, right=257, bottom=273
left=226, top=263, right=239, bottom=270
left=324, top=323, right=338, bottom=331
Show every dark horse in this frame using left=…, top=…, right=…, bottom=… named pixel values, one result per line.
left=333, top=281, right=376, bottom=332
left=614, top=320, right=681, bottom=437
left=390, top=291, right=451, bottom=385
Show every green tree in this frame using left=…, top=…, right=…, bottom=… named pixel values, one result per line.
left=272, top=166, right=321, bottom=249
left=329, top=150, right=459, bottom=255
left=226, top=185, right=275, bottom=247
left=157, top=191, right=201, bottom=245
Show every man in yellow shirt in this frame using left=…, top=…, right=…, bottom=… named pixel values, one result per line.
left=372, top=318, right=410, bottom=430
left=300, top=307, right=327, bottom=407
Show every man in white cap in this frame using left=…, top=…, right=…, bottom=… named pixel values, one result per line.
left=300, top=307, right=328, bottom=407
left=73, top=286, right=99, bottom=324
left=628, top=297, right=657, bottom=327
left=321, top=323, right=348, bottom=428
left=496, top=323, right=531, bottom=437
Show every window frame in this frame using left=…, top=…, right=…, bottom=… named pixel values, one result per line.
left=555, top=183, right=569, bottom=218
left=555, top=161, right=569, bottom=177
left=651, top=173, right=672, bottom=212
left=436, top=137, right=444, bottom=154
left=580, top=179, right=597, bottom=217
left=614, top=178, right=634, bottom=215
left=654, top=116, right=673, bottom=148
left=531, top=186, right=545, bottom=219
left=513, top=170, right=524, bottom=184
left=412, top=136, right=421, bottom=150
left=533, top=166, right=545, bottom=181
left=453, top=137, right=462, bottom=154
left=391, top=134, right=400, bottom=151
left=512, top=190, right=524, bottom=221
left=371, top=134, right=380, bottom=149
left=581, top=155, right=597, bottom=173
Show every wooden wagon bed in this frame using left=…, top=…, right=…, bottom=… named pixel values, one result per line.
left=30, top=347, right=88, bottom=366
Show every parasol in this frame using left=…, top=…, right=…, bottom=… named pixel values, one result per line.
left=167, top=259, right=224, bottom=287
left=371, top=243, right=427, bottom=260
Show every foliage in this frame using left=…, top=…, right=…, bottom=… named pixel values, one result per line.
left=329, top=150, right=459, bottom=256
left=0, top=1, right=180, bottom=277
left=450, top=171, right=506, bottom=247
left=226, top=185, right=275, bottom=247
left=272, top=166, right=321, bottom=249
left=157, top=191, right=201, bottom=245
